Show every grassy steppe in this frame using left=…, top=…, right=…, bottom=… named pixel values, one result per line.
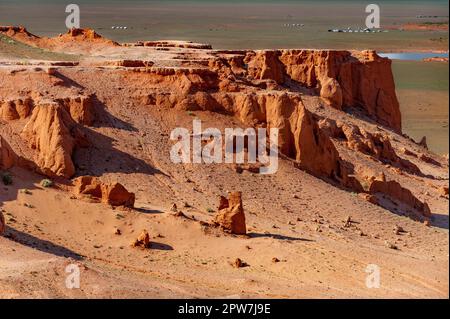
left=393, top=60, right=449, bottom=154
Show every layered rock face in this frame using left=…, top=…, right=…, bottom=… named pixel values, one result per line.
left=56, top=95, right=95, bottom=126
left=20, top=101, right=86, bottom=178
left=243, top=50, right=401, bottom=131
left=319, top=120, right=421, bottom=175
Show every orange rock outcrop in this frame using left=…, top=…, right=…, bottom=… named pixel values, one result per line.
left=132, top=230, right=151, bottom=248
left=0, top=136, right=16, bottom=170
left=214, top=192, right=247, bottom=235
left=20, top=101, right=87, bottom=178
left=240, top=50, right=401, bottom=130
left=0, top=97, right=33, bottom=121
left=73, top=176, right=135, bottom=208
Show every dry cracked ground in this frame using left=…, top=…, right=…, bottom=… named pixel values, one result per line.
left=0, top=27, right=448, bottom=298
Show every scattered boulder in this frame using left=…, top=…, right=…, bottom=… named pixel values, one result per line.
left=385, top=241, right=398, bottom=250
left=173, top=211, right=187, bottom=218
left=73, top=176, right=102, bottom=197
left=344, top=216, right=353, bottom=228
left=214, top=192, right=246, bottom=235
left=73, top=176, right=135, bottom=207
left=102, top=183, right=136, bottom=207
left=394, top=225, right=405, bottom=235
left=132, top=230, right=151, bottom=248
left=232, top=258, right=247, bottom=268
left=440, top=186, right=449, bottom=197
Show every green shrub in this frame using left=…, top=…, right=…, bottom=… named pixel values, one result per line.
left=41, top=179, right=53, bottom=188
left=1, top=173, right=12, bottom=185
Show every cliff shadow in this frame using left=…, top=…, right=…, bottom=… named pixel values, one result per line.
left=430, top=213, right=449, bottom=230
left=51, top=70, right=85, bottom=90
left=4, top=227, right=83, bottom=260
left=90, top=94, right=138, bottom=132
left=0, top=167, right=43, bottom=208
left=150, top=242, right=174, bottom=251
left=73, top=127, right=167, bottom=178
left=247, top=232, right=314, bottom=242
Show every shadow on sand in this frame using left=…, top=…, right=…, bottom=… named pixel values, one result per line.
left=151, top=242, right=174, bottom=251
left=247, top=232, right=314, bottom=242
left=430, top=213, right=449, bottom=230
left=4, top=227, right=84, bottom=260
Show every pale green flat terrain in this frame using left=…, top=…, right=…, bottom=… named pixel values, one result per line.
left=393, top=60, right=449, bottom=154
left=0, top=34, right=78, bottom=61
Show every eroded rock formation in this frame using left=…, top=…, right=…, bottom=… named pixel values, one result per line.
left=0, top=136, right=16, bottom=170
left=214, top=192, right=246, bottom=234
left=319, top=120, right=421, bottom=175
left=73, top=176, right=135, bottom=208
left=20, top=101, right=87, bottom=178
left=56, top=95, right=95, bottom=126
left=0, top=97, right=33, bottom=121
left=369, top=179, right=431, bottom=218
left=132, top=230, right=151, bottom=248
left=239, top=50, right=401, bottom=131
